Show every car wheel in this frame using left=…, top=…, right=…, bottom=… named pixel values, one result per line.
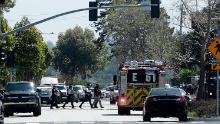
left=33, top=107, right=41, bottom=116
left=179, top=114, right=188, bottom=121
left=125, top=109, right=130, bottom=115
left=118, top=106, right=124, bottom=115
left=143, top=114, right=151, bottom=122
left=4, top=111, right=10, bottom=117
left=4, top=110, right=14, bottom=117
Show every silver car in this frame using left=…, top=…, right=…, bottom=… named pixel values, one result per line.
left=73, top=85, right=86, bottom=101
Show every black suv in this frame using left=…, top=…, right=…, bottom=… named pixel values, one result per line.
left=4, top=81, right=41, bottom=117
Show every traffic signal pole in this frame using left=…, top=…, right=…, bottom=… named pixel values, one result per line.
left=0, top=4, right=158, bottom=39
left=217, top=63, right=219, bottom=116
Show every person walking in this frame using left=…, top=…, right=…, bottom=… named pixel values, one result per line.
left=50, top=85, right=60, bottom=109
left=79, top=83, right=93, bottom=109
left=62, top=84, right=75, bottom=109
left=93, top=84, right=104, bottom=108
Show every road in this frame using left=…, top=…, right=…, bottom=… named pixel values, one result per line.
left=4, top=99, right=220, bottom=124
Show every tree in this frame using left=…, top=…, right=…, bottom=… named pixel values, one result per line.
left=95, top=0, right=176, bottom=65
left=53, top=26, right=109, bottom=82
left=0, top=0, right=15, bottom=15
left=175, top=0, right=220, bottom=100
left=14, top=17, right=53, bottom=82
left=0, top=16, right=15, bottom=85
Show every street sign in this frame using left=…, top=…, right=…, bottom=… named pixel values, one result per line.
left=208, top=37, right=220, bottom=59
left=211, top=63, right=220, bottom=70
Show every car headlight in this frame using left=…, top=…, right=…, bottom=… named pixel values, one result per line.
left=5, top=96, right=17, bottom=101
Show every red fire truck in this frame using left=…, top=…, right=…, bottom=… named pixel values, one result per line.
left=113, top=60, right=164, bottom=115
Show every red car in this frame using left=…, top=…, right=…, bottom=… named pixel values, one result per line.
left=143, top=88, right=188, bottom=122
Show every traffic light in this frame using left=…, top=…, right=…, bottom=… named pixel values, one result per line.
left=0, top=0, right=5, bottom=4
left=206, top=70, right=217, bottom=98
left=151, top=0, right=160, bottom=18
left=89, top=1, right=98, bottom=21
left=6, top=51, right=15, bottom=68
left=0, top=46, right=5, bottom=65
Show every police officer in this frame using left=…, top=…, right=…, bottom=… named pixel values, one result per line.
left=50, top=85, right=60, bottom=109
left=62, top=84, right=75, bottom=108
left=93, top=84, right=104, bottom=108
left=79, top=83, right=93, bottom=109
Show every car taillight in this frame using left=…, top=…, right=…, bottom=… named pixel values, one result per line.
left=177, top=96, right=186, bottom=103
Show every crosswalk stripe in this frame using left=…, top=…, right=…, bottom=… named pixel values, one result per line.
left=54, top=122, right=68, bottom=124
left=108, top=122, right=123, bottom=124
left=190, top=121, right=205, bottom=123
left=81, top=122, right=95, bottom=124
left=26, top=123, right=39, bottom=124
left=136, top=121, right=150, bottom=123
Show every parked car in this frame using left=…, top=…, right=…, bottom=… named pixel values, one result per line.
left=36, top=87, right=52, bottom=105
left=143, top=87, right=188, bottom=122
left=102, top=86, right=113, bottom=98
left=73, top=85, right=86, bottom=101
left=4, top=81, right=41, bottom=117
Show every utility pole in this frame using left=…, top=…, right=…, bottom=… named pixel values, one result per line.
left=180, top=3, right=183, bottom=35
left=196, top=0, right=198, bottom=11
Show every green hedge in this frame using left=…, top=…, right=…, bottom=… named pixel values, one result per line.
left=188, top=99, right=216, bottom=117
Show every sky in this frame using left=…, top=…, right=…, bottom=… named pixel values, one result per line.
left=4, top=0, right=207, bottom=46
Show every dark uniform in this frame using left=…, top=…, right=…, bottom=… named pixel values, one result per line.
left=79, top=84, right=93, bottom=109
left=62, top=85, right=75, bottom=108
left=93, top=84, right=104, bottom=108
left=50, top=86, right=60, bottom=109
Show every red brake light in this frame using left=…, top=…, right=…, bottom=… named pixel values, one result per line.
left=118, top=97, right=126, bottom=105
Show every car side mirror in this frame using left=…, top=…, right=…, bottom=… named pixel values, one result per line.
left=113, top=75, right=117, bottom=85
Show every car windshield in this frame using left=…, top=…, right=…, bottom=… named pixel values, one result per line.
left=56, top=85, right=65, bottom=90
left=6, top=82, right=35, bottom=92
left=73, top=86, right=81, bottom=91
left=150, top=88, right=181, bottom=96
left=39, top=90, right=51, bottom=95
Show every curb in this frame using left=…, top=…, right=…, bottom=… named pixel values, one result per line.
left=189, top=117, right=220, bottom=121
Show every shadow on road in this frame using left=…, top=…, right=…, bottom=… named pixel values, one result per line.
left=8, top=114, right=34, bottom=118
left=102, top=113, right=142, bottom=116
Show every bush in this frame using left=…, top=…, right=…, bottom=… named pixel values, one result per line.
left=188, top=99, right=216, bottom=117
